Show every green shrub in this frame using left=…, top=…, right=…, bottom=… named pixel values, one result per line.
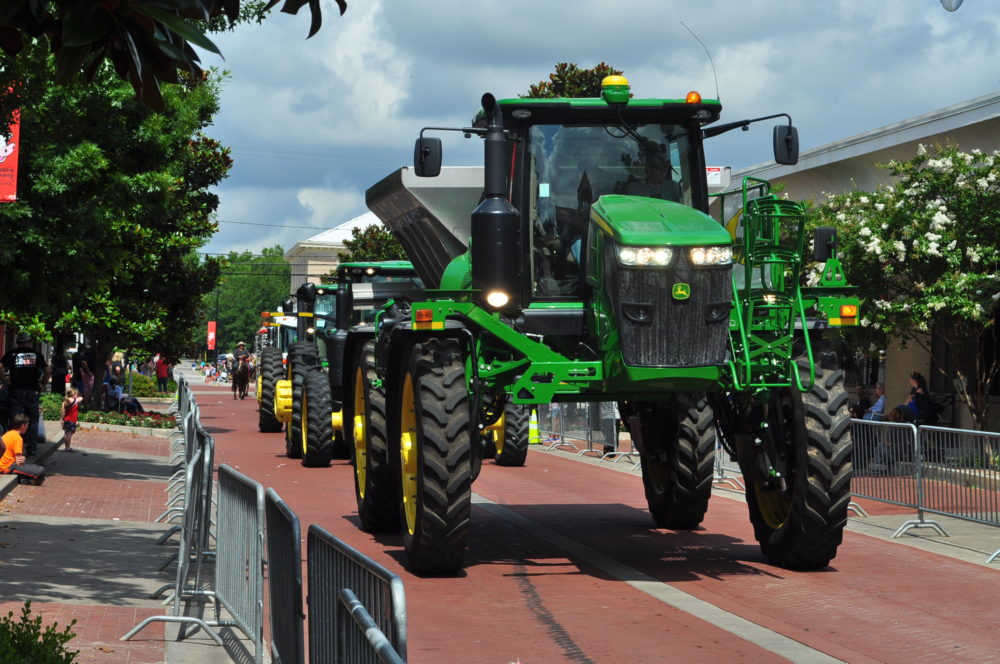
left=0, top=601, right=78, bottom=663
left=40, top=393, right=63, bottom=421
left=123, top=373, right=177, bottom=398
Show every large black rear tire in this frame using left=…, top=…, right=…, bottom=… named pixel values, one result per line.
left=494, top=401, right=529, bottom=467
left=352, top=341, right=400, bottom=532
left=744, top=357, right=853, bottom=569
left=300, top=370, right=334, bottom=467
left=635, top=393, right=715, bottom=530
left=286, top=341, right=320, bottom=460
left=398, top=337, right=472, bottom=575
left=258, top=347, right=283, bottom=433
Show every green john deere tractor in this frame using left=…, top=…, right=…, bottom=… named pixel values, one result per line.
left=277, top=262, right=426, bottom=467
left=257, top=304, right=297, bottom=434
left=349, top=76, right=858, bottom=574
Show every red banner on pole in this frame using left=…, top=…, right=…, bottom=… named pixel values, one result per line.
left=207, top=321, right=217, bottom=350
left=0, top=109, right=20, bottom=202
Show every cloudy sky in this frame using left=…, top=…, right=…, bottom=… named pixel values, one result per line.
left=202, top=0, right=998, bottom=256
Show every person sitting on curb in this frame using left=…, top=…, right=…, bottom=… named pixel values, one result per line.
left=1, top=414, right=46, bottom=485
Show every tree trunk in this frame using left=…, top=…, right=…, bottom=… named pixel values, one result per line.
left=89, top=342, right=113, bottom=411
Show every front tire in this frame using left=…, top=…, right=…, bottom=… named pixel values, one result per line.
left=744, top=357, right=853, bottom=569
left=286, top=341, right=320, bottom=459
left=398, top=338, right=472, bottom=575
left=257, top=347, right=283, bottom=433
left=634, top=393, right=715, bottom=530
left=300, top=371, right=334, bottom=467
left=352, top=341, right=400, bottom=532
left=494, top=402, right=529, bottom=467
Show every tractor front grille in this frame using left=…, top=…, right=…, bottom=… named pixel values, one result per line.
left=605, top=244, right=732, bottom=368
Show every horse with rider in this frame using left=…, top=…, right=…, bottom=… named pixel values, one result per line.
left=231, top=341, right=254, bottom=400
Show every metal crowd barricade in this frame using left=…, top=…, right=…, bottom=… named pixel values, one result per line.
left=850, top=419, right=946, bottom=537
left=265, top=488, right=305, bottom=664
left=124, top=463, right=265, bottom=664
left=712, top=442, right=745, bottom=491
left=336, top=589, right=405, bottom=664
left=916, top=426, right=1000, bottom=553
left=307, top=525, right=407, bottom=664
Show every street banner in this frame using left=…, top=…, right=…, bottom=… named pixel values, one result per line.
left=0, top=109, right=20, bottom=202
left=207, top=321, right=217, bottom=350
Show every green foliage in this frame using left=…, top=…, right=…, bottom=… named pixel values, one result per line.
left=126, top=374, right=178, bottom=398
left=337, top=225, right=406, bottom=263
left=40, top=393, right=63, bottom=421
left=810, top=144, right=1000, bottom=428
left=0, top=43, right=228, bottom=397
left=0, top=0, right=337, bottom=117
left=0, top=601, right=78, bottom=664
left=524, top=62, right=626, bottom=99
left=200, top=245, right=291, bottom=353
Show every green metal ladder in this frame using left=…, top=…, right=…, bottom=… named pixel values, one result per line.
left=729, top=178, right=814, bottom=392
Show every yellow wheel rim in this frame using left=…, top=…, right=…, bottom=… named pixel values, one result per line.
left=400, top=372, right=418, bottom=535
left=483, top=411, right=506, bottom=455
left=753, top=483, right=791, bottom=530
left=300, top=387, right=309, bottom=456
left=353, top=366, right=367, bottom=497
left=256, top=375, right=262, bottom=404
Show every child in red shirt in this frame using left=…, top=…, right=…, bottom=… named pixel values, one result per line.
left=1, top=414, right=46, bottom=484
left=61, top=387, right=83, bottom=452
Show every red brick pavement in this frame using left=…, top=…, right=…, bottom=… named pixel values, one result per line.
left=69, top=429, right=171, bottom=457
left=0, top=602, right=165, bottom=664
left=3, top=476, right=168, bottom=522
left=0, top=429, right=173, bottom=664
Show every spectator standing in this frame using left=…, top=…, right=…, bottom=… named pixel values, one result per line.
left=155, top=354, right=171, bottom=394
left=61, top=387, right=83, bottom=452
left=80, top=360, right=95, bottom=401
left=600, top=401, right=619, bottom=454
left=0, top=333, right=50, bottom=456
left=0, top=414, right=46, bottom=483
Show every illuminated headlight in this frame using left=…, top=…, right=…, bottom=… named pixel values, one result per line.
left=617, top=244, right=673, bottom=267
left=689, top=246, right=733, bottom=266
left=306, top=327, right=315, bottom=335
left=485, top=290, right=510, bottom=308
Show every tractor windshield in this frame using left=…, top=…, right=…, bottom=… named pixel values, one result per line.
left=527, top=123, right=693, bottom=296
left=314, top=293, right=336, bottom=330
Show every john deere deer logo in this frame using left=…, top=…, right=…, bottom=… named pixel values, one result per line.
left=672, top=283, right=691, bottom=300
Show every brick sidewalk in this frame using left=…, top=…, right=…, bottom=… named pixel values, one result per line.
left=0, top=429, right=174, bottom=664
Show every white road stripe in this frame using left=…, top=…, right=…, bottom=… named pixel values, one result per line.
left=472, top=494, right=845, bottom=664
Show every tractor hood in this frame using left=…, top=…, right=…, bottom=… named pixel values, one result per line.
left=592, top=195, right=731, bottom=246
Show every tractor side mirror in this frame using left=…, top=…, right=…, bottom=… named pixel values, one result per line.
left=813, top=227, right=837, bottom=262
left=773, top=124, right=799, bottom=165
left=296, top=282, right=317, bottom=304
left=413, top=137, right=442, bottom=177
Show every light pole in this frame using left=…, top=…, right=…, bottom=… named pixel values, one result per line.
left=214, top=287, right=220, bottom=364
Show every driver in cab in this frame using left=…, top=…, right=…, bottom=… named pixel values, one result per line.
left=622, top=150, right=681, bottom=202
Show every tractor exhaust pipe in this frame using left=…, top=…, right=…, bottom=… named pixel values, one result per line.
left=471, top=93, right=521, bottom=311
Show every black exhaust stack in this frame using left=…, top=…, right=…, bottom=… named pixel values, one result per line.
left=471, top=93, right=521, bottom=310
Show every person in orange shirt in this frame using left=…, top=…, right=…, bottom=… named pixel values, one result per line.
left=1, top=414, right=46, bottom=484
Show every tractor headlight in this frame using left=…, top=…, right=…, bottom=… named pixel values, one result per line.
left=689, top=246, right=733, bottom=266
left=485, top=290, right=510, bottom=309
left=617, top=244, right=673, bottom=267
